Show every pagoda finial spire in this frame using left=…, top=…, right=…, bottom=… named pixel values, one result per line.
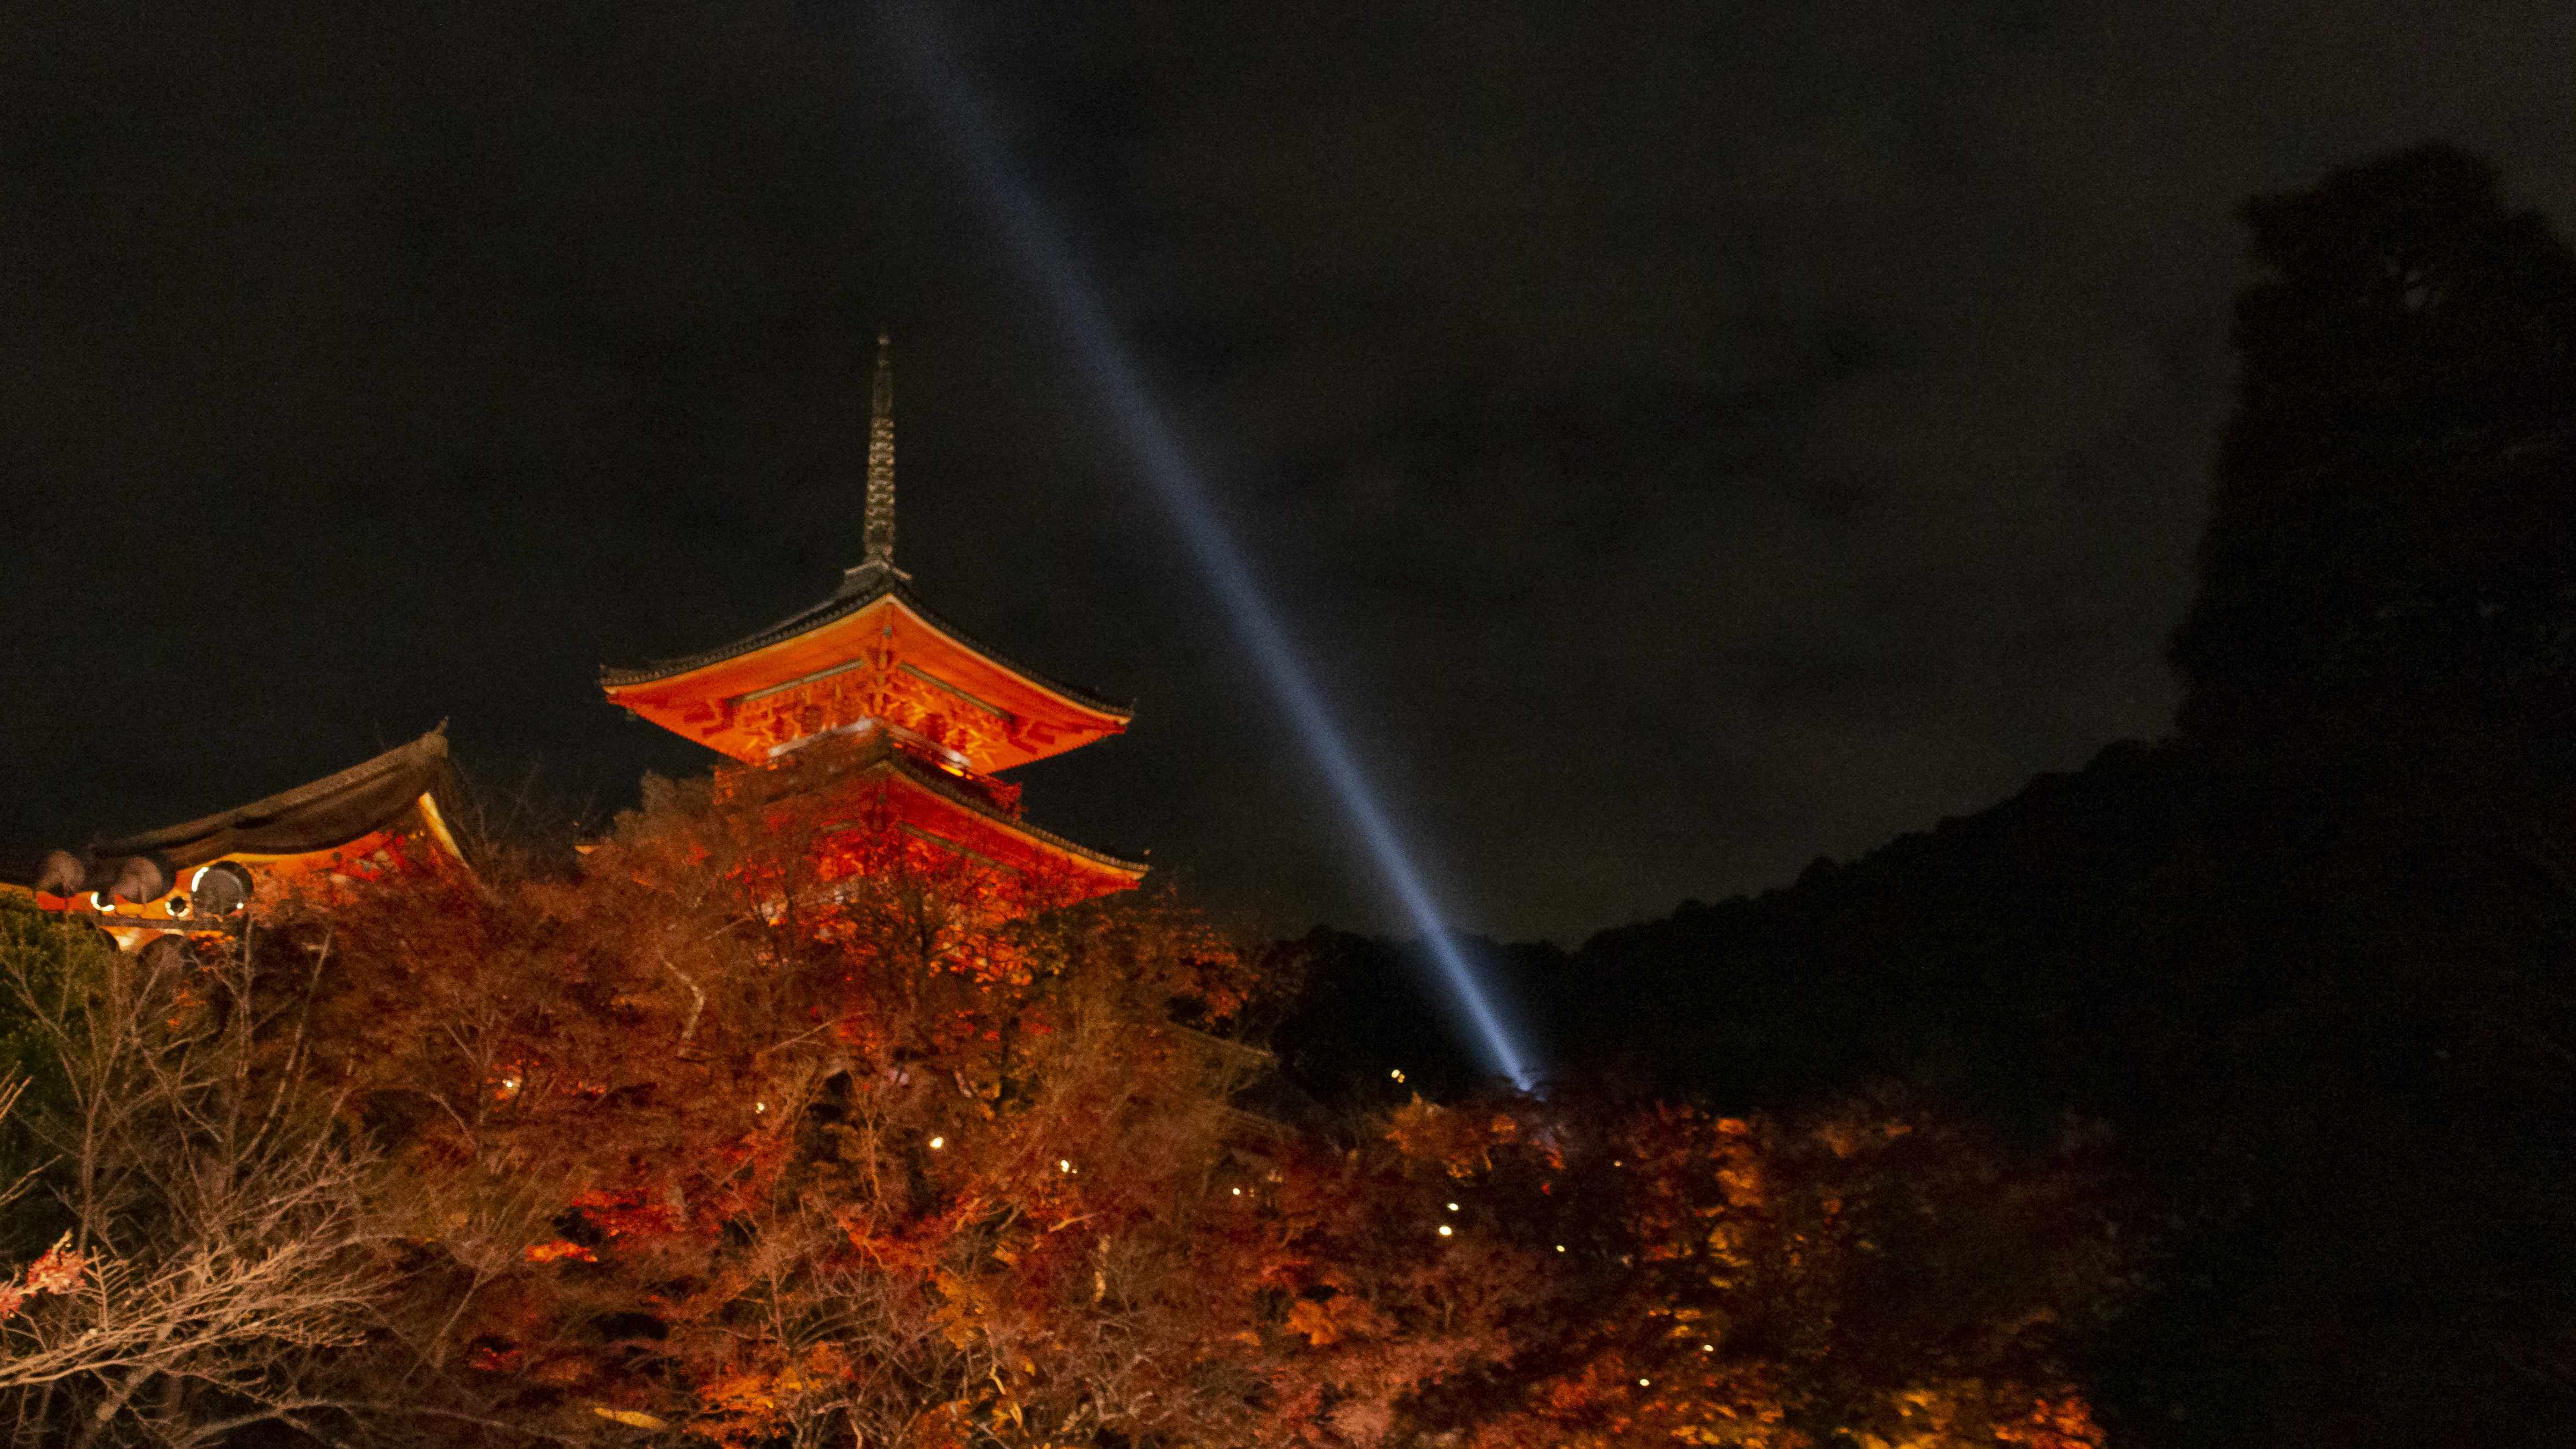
left=843, top=329, right=909, bottom=592
left=864, top=329, right=897, bottom=568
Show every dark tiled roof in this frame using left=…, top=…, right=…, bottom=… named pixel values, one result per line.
left=96, top=729, right=463, bottom=870
left=599, top=570, right=1131, bottom=719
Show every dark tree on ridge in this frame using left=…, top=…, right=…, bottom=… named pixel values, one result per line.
left=2172, top=144, right=2576, bottom=751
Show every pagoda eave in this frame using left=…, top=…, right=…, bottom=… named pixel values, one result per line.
left=729, top=735, right=1145, bottom=898
left=870, top=770, right=1146, bottom=896
left=603, top=586, right=1129, bottom=773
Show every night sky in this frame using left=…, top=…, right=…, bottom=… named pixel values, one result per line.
left=4, top=2, right=2570, bottom=943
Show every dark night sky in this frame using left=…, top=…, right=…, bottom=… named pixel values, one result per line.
left=3, top=2, right=2570, bottom=943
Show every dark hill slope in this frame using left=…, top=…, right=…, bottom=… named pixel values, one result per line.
left=1536, top=147, right=2576, bottom=1445
left=1548, top=738, right=2193, bottom=1122
left=1273, top=141, right=2576, bottom=1449
left=1539, top=734, right=2576, bottom=1448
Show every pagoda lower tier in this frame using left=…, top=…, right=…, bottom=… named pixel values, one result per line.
left=715, top=725, right=1144, bottom=897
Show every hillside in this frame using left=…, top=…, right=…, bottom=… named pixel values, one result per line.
left=1515, top=144, right=2576, bottom=1448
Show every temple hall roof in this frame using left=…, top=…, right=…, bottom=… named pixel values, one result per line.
left=94, top=727, right=465, bottom=870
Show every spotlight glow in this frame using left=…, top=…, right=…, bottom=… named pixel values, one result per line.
left=877, top=0, right=1536, bottom=1088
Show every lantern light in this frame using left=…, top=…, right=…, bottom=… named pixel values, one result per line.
left=186, top=862, right=253, bottom=916
left=1437, top=1225, right=1453, bottom=1237
left=929, top=1136, right=945, bottom=1149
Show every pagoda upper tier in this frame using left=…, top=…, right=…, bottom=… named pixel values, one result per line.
left=602, top=332, right=1132, bottom=786
left=601, top=333, right=1141, bottom=899
left=600, top=569, right=1130, bottom=772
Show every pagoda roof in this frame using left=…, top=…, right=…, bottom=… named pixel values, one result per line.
left=605, top=572, right=1124, bottom=712
left=601, top=571, right=1133, bottom=772
left=862, top=742, right=1143, bottom=880
left=95, top=728, right=466, bottom=870
left=748, top=728, right=1146, bottom=885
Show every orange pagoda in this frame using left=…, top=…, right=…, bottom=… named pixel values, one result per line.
left=600, top=337, right=1145, bottom=899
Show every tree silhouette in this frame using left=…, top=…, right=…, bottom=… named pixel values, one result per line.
left=1522, top=145, right=2576, bottom=1448
left=2171, top=143, right=2576, bottom=752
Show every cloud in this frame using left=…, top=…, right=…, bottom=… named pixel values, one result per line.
left=2, top=0, right=2569, bottom=939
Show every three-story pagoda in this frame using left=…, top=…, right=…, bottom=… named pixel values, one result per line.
left=600, top=337, right=1144, bottom=897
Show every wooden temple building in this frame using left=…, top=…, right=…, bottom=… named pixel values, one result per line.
left=600, top=335, right=1145, bottom=898
left=5, top=335, right=1136, bottom=944
left=9, top=728, right=468, bottom=950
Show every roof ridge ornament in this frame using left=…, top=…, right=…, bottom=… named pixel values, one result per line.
left=844, top=328, right=910, bottom=592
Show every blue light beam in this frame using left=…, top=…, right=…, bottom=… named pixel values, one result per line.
left=876, top=0, right=1536, bottom=1090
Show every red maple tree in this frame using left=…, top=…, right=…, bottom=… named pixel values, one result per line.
left=58, top=752, right=2127, bottom=1448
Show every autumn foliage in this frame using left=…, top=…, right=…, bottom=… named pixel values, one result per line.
left=294, top=763, right=1270, bottom=1446
left=0, top=752, right=2122, bottom=1446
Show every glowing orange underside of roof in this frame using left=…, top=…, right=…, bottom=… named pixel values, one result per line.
left=24, top=795, right=468, bottom=948
left=603, top=595, right=1126, bottom=773
left=843, top=769, right=1143, bottom=894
